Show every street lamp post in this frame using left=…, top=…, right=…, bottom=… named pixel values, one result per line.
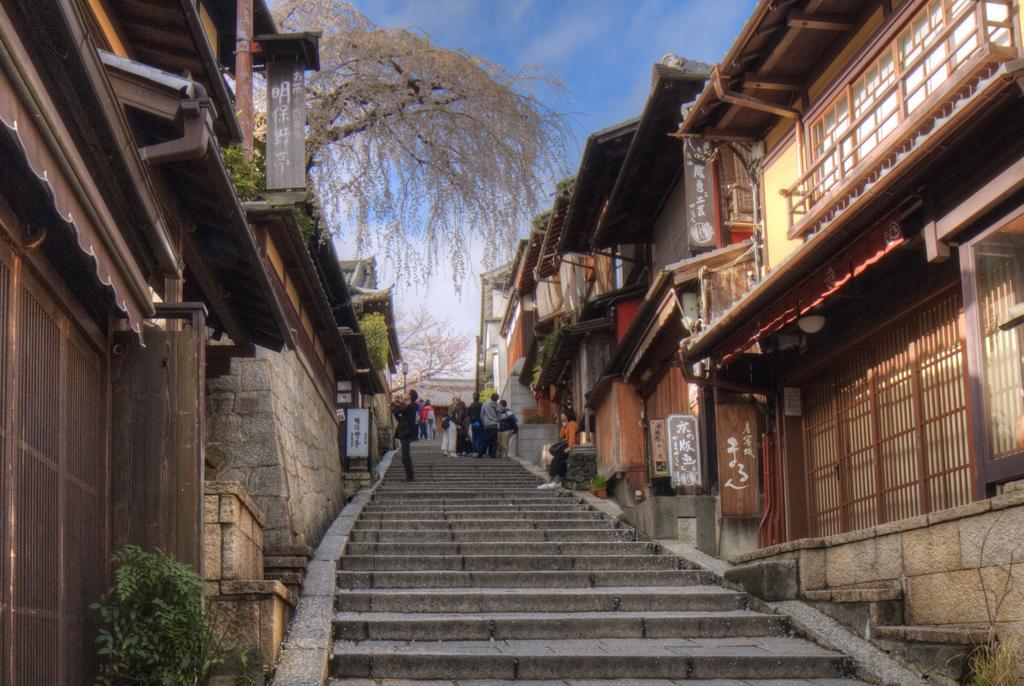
left=401, top=361, right=409, bottom=395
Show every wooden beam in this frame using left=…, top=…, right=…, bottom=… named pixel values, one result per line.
left=743, top=72, right=803, bottom=91
left=712, top=68, right=800, bottom=119
left=787, top=10, right=856, bottom=32
left=181, top=234, right=249, bottom=344
left=936, top=154, right=1024, bottom=241
left=676, top=128, right=757, bottom=143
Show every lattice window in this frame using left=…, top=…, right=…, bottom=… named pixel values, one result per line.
left=803, top=291, right=971, bottom=536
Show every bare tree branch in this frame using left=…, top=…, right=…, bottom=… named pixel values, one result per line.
left=276, top=2, right=572, bottom=284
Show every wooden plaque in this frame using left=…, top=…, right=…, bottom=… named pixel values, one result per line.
left=649, top=418, right=668, bottom=476
left=715, top=403, right=760, bottom=517
left=666, top=414, right=701, bottom=488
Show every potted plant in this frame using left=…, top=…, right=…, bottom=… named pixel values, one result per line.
left=590, top=474, right=608, bottom=499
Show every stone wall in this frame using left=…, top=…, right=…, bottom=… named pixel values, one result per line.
left=207, top=347, right=344, bottom=550
left=729, top=488, right=1024, bottom=635
left=203, top=481, right=295, bottom=672
left=515, top=423, right=560, bottom=465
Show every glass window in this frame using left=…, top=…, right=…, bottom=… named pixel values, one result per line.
left=973, top=222, right=1024, bottom=459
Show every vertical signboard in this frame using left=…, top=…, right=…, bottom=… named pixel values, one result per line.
left=666, top=414, right=701, bottom=488
left=266, top=59, right=307, bottom=191
left=649, top=418, right=668, bottom=476
left=346, top=408, right=370, bottom=458
left=715, top=403, right=760, bottom=517
left=684, top=151, right=718, bottom=251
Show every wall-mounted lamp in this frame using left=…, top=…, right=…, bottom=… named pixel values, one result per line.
left=797, top=315, right=826, bottom=334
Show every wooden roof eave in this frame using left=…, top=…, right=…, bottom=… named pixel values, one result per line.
left=591, top=64, right=710, bottom=248
left=248, top=205, right=355, bottom=377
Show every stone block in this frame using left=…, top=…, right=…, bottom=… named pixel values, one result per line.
left=724, top=559, right=799, bottom=600
left=203, top=495, right=220, bottom=523
left=960, top=507, right=1024, bottom=568
left=825, top=535, right=902, bottom=587
left=980, top=564, right=1024, bottom=623
left=234, top=390, right=274, bottom=416
left=798, top=547, right=827, bottom=592
left=902, top=520, right=961, bottom=576
left=220, top=493, right=241, bottom=524
left=906, top=569, right=990, bottom=625
left=991, top=489, right=1024, bottom=511
left=239, top=360, right=272, bottom=391
left=222, top=526, right=261, bottom=580
left=927, top=499, right=991, bottom=525
left=203, top=523, right=222, bottom=581
left=677, top=517, right=697, bottom=546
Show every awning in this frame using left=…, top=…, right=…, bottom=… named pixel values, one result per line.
left=536, top=177, right=574, bottom=279
left=688, top=217, right=905, bottom=365
left=0, top=31, right=152, bottom=337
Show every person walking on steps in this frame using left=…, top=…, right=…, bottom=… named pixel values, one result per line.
left=478, top=392, right=501, bottom=458
left=497, top=399, right=518, bottom=458
left=467, top=392, right=483, bottom=456
left=423, top=399, right=436, bottom=440
left=440, top=406, right=458, bottom=457
left=392, top=390, right=419, bottom=482
left=538, top=408, right=578, bottom=488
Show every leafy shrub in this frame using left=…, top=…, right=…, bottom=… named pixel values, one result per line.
left=360, top=313, right=391, bottom=371
left=478, top=386, right=498, bottom=401
left=93, top=545, right=254, bottom=686
left=222, top=144, right=265, bottom=201
left=591, top=474, right=608, bottom=490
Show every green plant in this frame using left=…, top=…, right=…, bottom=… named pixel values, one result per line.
left=968, top=637, right=1021, bottom=685
left=293, top=207, right=317, bottom=242
left=360, top=313, right=390, bottom=371
left=590, top=474, right=608, bottom=490
left=478, top=386, right=498, bottom=401
left=222, top=144, right=265, bottom=201
left=92, top=545, right=254, bottom=686
left=532, top=328, right=562, bottom=389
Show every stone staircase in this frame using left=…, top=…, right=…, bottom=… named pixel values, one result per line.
left=328, top=442, right=868, bottom=684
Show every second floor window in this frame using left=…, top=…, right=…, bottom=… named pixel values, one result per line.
left=803, top=0, right=1013, bottom=209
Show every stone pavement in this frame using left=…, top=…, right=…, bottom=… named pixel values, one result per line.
left=276, top=440, right=872, bottom=685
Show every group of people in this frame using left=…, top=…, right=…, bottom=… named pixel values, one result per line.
left=439, top=392, right=519, bottom=459
left=391, top=389, right=520, bottom=482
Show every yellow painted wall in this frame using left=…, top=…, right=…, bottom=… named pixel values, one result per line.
left=199, top=3, right=220, bottom=61
left=807, top=7, right=885, bottom=105
left=86, top=0, right=129, bottom=57
left=762, top=141, right=803, bottom=271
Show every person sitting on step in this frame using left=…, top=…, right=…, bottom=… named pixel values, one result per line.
left=538, top=409, right=578, bottom=489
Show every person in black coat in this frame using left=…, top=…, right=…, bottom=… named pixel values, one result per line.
left=392, top=389, right=419, bottom=481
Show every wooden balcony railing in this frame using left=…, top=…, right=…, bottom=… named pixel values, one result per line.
left=786, top=0, right=1017, bottom=237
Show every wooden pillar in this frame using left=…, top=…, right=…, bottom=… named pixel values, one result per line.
left=235, top=0, right=254, bottom=156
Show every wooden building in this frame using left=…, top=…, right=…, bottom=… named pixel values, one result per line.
left=677, top=0, right=1024, bottom=666
left=0, top=0, right=305, bottom=680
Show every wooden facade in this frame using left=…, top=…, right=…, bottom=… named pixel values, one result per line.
left=0, top=0, right=313, bottom=680
left=680, top=0, right=1024, bottom=545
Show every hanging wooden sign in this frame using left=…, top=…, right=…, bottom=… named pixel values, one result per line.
left=666, top=414, right=701, bottom=488
left=266, top=58, right=307, bottom=191
left=715, top=403, right=760, bottom=517
left=684, top=150, right=718, bottom=251
left=649, top=418, right=668, bottom=476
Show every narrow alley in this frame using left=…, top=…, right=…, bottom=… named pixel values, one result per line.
left=318, top=441, right=866, bottom=684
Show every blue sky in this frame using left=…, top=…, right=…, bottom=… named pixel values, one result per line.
left=336, top=0, right=756, bottom=371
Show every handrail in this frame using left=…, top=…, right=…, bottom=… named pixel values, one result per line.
left=786, top=0, right=1015, bottom=228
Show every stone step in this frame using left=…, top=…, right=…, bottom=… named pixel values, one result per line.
left=336, top=569, right=717, bottom=589
left=335, top=586, right=748, bottom=613
left=354, top=519, right=614, bottom=531
left=359, top=510, right=606, bottom=521
left=363, top=503, right=593, bottom=513
left=333, top=610, right=789, bottom=641
left=873, top=624, right=990, bottom=645
left=345, top=541, right=661, bottom=556
left=329, top=679, right=872, bottom=685
left=371, top=494, right=575, bottom=503
left=328, top=637, right=853, bottom=680
left=349, top=528, right=637, bottom=543
left=339, top=554, right=684, bottom=572
left=376, top=486, right=561, bottom=494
